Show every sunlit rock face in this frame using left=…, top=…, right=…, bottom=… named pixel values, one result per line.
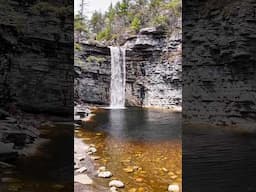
left=183, top=0, right=256, bottom=128
left=0, top=0, right=73, bottom=115
left=76, top=23, right=182, bottom=110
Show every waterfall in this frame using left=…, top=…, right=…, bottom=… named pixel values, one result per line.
left=110, top=46, right=126, bottom=108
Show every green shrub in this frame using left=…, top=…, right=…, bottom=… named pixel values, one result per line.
left=86, top=56, right=106, bottom=63
left=130, top=16, right=141, bottom=32
left=74, top=43, right=82, bottom=51
left=96, top=26, right=112, bottom=41
left=152, top=15, right=169, bottom=28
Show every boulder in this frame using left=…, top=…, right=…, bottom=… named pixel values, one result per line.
left=74, top=174, right=93, bottom=185
left=109, top=180, right=125, bottom=188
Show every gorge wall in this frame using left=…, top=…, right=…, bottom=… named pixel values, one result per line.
left=183, top=0, right=256, bottom=128
left=0, top=0, right=73, bottom=115
left=74, top=44, right=111, bottom=105
left=75, top=23, right=182, bottom=109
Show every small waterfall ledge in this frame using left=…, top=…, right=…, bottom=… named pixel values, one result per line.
left=109, top=46, right=126, bottom=109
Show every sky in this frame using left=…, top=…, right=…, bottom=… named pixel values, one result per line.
left=75, top=0, right=120, bottom=18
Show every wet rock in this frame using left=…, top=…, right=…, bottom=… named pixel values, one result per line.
left=98, top=171, right=112, bottom=178
left=123, top=166, right=134, bottom=173
left=109, top=180, right=125, bottom=188
left=1, top=177, right=20, bottom=183
left=98, top=166, right=106, bottom=172
left=78, top=156, right=85, bottom=161
left=76, top=167, right=87, bottom=173
left=87, top=147, right=97, bottom=154
left=91, top=156, right=101, bottom=160
left=74, top=164, right=79, bottom=169
left=138, top=187, right=145, bottom=192
left=110, top=186, right=118, bottom=192
left=128, top=188, right=137, bottom=192
left=168, top=184, right=179, bottom=192
left=135, top=177, right=143, bottom=182
left=74, top=174, right=93, bottom=185
left=0, top=161, right=14, bottom=168
left=170, top=175, right=178, bottom=179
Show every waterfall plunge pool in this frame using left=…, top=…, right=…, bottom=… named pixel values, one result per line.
left=84, top=107, right=181, bottom=141
left=75, top=107, right=182, bottom=191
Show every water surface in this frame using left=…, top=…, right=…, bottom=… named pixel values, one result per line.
left=85, top=107, right=181, bottom=141
left=0, top=123, right=73, bottom=192
left=76, top=107, right=182, bottom=192
left=183, top=125, right=256, bottom=192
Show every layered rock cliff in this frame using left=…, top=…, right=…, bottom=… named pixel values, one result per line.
left=74, top=44, right=111, bottom=105
left=183, top=0, right=256, bottom=128
left=0, top=0, right=73, bottom=115
left=75, top=22, right=182, bottom=109
left=125, top=24, right=182, bottom=109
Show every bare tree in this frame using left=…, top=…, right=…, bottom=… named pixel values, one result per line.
left=77, top=0, right=87, bottom=42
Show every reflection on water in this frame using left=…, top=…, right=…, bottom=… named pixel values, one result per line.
left=0, top=124, right=73, bottom=192
left=77, top=107, right=182, bottom=191
left=183, top=125, right=256, bottom=192
left=86, top=107, right=181, bottom=141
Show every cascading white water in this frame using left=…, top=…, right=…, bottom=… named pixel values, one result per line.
left=110, top=46, right=126, bottom=108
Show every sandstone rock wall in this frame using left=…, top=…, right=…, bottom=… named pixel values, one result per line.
left=183, top=0, right=256, bottom=128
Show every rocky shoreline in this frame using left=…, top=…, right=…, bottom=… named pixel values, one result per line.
left=0, top=108, right=46, bottom=163
left=74, top=105, right=126, bottom=192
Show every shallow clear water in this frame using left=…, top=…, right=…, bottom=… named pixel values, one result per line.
left=76, top=107, right=182, bottom=192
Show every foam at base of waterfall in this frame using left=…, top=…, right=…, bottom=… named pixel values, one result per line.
left=103, top=106, right=126, bottom=109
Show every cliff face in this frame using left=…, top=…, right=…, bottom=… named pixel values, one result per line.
left=125, top=24, right=182, bottom=109
left=0, top=0, right=73, bottom=115
left=74, top=44, right=111, bottom=105
left=183, top=0, right=256, bottom=128
left=75, top=22, right=182, bottom=109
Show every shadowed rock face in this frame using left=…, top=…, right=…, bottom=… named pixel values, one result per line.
left=74, top=44, right=111, bottom=105
left=183, top=0, right=256, bottom=128
left=75, top=24, right=182, bottom=109
left=0, top=0, right=73, bottom=115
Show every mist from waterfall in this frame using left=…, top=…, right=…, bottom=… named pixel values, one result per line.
left=110, top=46, right=126, bottom=108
